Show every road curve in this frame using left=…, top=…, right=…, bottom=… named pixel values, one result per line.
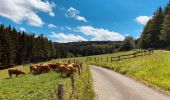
left=89, top=65, right=170, bottom=100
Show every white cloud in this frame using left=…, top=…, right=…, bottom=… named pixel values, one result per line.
left=49, top=12, right=55, bottom=17
left=19, top=27, right=26, bottom=32
left=0, top=0, right=55, bottom=27
left=135, top=16, right=151, bottom=25
left=76, top=26, right=124, bottom=41
left=65, top=7, right=87, bottom=22
left=48, top=24, right=57, bottom=29
left=49, top=32, right=88, bottom=43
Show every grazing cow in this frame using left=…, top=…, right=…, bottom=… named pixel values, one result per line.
left=48, top=64, right=60, bottom=70
left=67, top=64, right=77, bottom=74
left=8, top=68, right=25, bottom=78
left=58, top=64, right=70, bottom=76
left=69, top=63, right=80, bottom=69
left=58, top=64, right=77, bottom=77
left=30, top=65, right=39, bottom=74
left=30, top=64, right=50, bottom=75
left=37, top=65, right=50, bottom=73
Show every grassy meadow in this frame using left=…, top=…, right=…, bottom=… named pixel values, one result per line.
left=88, top=50, right=170, bottom=93
left=1, top=49, right=170, bottom=99
left=0, top=59, right=94, bottom=100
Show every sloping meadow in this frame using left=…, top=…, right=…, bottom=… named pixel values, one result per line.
left=0, top=60, right=94, bottom=100
left=88, top=50, right=170, bottom=94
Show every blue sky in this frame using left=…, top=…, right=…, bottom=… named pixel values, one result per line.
left=0, top=0, right=169, bottom=42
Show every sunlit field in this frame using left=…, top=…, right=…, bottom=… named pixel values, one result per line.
left=0, top=60, right=93, bottom=100
left=88, top=50, right=170, bottom=93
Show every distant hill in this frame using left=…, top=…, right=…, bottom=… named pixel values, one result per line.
left=56, top=41, right=122, bottom=46
left=54, top=41, right=122, bottom=58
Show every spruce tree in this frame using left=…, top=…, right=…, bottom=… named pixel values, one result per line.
left=160, top=14, right=170, bottom=45
left=138, top=20, right=152, bottom=48
left=160, top=1, right=170, bottom=46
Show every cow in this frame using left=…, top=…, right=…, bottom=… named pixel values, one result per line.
left=37, top=65, right=50, bottom=73
left=8, top=68, right=25, bottom=78
left=67, top=64, right=77, bottom=74
left=30, top=65, right=39, bottom=74
left=48, top=64, right=60, bottom=70
left=30, top=64, right=50, bottom=75
left=70, top=63, right=79, bottom=68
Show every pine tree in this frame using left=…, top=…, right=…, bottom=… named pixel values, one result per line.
left=160, top=1, right=170, bottom=46
left=160, top=14, right=170, bottom=45
left=138, top=20, right=152, bottom=48
left=149, top=7, right=164, bottom=47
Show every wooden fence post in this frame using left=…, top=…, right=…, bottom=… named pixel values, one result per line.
left=57, top=83, right=64, bottom=100
left=73, top=59, right=75, bottom=63
left=78, top=65, right=81, bottom=75
left=68, top=60, right=71, bottom=64
left=144, top=50, right=146, bottom=55
left=80, top=62, right=83, bottom=71
left=118, top=56, right=120, bottom=61
left=70, top=74, right=75, bottom=93
left=133, top=53, right=136, bottom=58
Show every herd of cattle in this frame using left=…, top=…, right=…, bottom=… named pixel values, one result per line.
left=8, top=61, right=82, bottom=78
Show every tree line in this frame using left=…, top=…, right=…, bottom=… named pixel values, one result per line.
left=119, top=1, right=170, bottom=51
left=138, top=1, right=170, bottom=49
left=0, top=25, right=121, bottom=69
left=0, top=24, right=56, bottom=69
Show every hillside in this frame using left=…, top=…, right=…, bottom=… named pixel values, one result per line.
left=0, top=60, right=93, bottom=100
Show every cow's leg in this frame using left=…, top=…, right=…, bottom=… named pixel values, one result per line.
left=8, top=71, right=12, bottom=78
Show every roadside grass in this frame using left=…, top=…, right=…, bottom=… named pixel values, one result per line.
left=0, top=59, right=94, bottom=100
left=88, top=50, right=170, bottom=93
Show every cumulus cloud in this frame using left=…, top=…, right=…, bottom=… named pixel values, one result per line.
left=76, top=26, right=124, bottom=41
left=0, top=0, right=55, bottom=27
left=135, top=16, right=151, bottom=25
left=49, top=32, right=88, bottom=43
left=65, top=7, right=87, bottom=22
left=19, top=27, right=26, bottom=32
left=48, top=24, right=57, bottom=29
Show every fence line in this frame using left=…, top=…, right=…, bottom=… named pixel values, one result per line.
left=56, top=60, right=84, bottom=100
left=86, top=49, right=154, bottom=62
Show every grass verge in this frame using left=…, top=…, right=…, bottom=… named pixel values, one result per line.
left=88, top=50, right=170, bottom=94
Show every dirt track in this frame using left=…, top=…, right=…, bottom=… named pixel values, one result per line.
left=89, top=65, right=170, bottom=100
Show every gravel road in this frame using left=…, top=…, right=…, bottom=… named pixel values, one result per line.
left=89, top=65, right=170, bottom=100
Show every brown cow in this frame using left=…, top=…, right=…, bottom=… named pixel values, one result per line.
left=58, top=64, right=71, bottom=76
left=67, top=64, right=77, bottom=74
left=48, top=64, right=60, bottom=70
left=37, top=65, right=50, bottom=73
left=30, top=64, right=50, bottom=75
left=8, top=68, right=25, bottom=78
left=70, top=63, right=79, bottom=68
left=58, top=63, right=77, bottom=77
left=30, top=65, right=39, bottom=74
